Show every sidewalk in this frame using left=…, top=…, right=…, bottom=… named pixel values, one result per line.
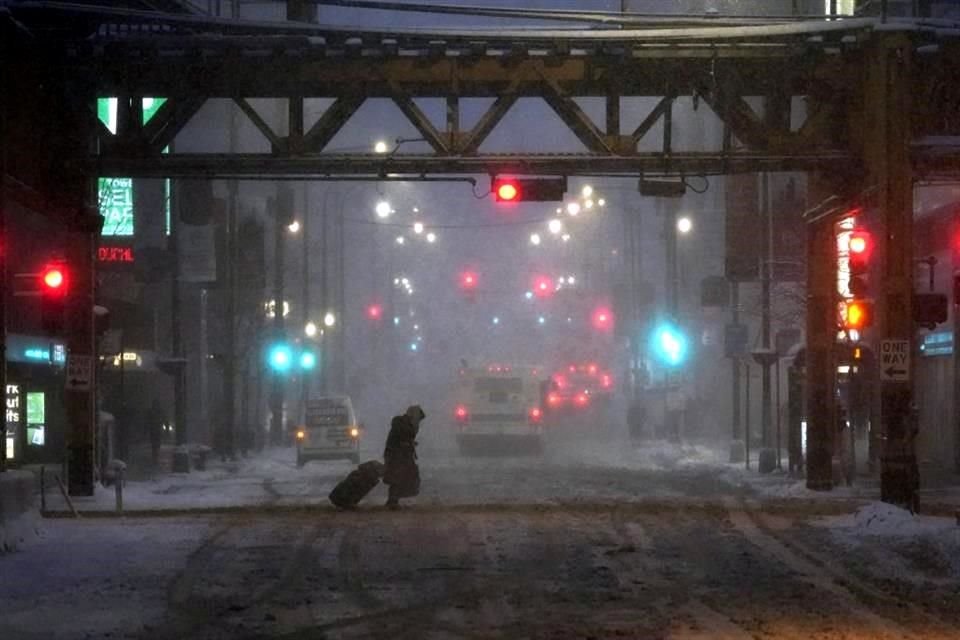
left=39, top=447, right=353, bottom=515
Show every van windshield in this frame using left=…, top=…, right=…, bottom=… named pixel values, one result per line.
left=473, top=377, right=523, bottom=394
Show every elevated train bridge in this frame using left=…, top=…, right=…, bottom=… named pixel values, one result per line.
left=3, top=1, right=960, bottom=499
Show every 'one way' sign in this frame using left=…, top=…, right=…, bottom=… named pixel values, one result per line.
left=879, top=339, right=910, bottom=382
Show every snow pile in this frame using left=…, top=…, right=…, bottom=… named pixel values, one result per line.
left=1, top=510, right=41, bottom=553
left=820, top=501, right=957, bottom=538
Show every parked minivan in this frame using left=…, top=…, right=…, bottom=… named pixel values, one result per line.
left=296, top=396, right=361, bottom=467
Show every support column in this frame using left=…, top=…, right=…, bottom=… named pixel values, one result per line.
left=864, top=37, right=917, bottom=507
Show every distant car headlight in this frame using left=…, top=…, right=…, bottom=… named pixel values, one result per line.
left=349, top=427, right=360, bottom=439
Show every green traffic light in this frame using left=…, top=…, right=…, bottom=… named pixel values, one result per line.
left=267, top=343, right=293, bottom=372
left=299, top=350, right=317, bottom=371
left=650, top=322, right=688, bottom=367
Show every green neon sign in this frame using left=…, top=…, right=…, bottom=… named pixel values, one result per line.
left=97, top=97, right=168, bottom=237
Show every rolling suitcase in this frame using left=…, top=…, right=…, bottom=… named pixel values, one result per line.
left=329, top=460, right=384, bottom=509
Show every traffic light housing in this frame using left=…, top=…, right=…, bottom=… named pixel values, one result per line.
left=40, top=263, right=68, bottom=335
left=492, top=177, right=566, bottom=203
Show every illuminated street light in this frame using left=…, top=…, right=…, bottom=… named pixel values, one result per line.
left=561, top=234, right=571, bottom=242
left=401, top=277, right=410, bottom=287
left=529, top=233, right=542, bottom=246
left=582, top=185, right=593, bottom=198
left=598, top=198, right=606, bottom=207
left=426, top=232, right=437, bottom=243
left=396, top=236, right=405, bottom=245
left=525, top=291, right=534, bottom=300
left=492, top=316, right=500, bottom=325
left=375, top=201, right=392, bottom=219
left=548, top=219, right=563, bottom=235
left=304, top=321, right=318, bottom=338
left=374, top=140, right=389, bottom=154
left=677, top=216, right=693, bottom=234
left=287, top=220, right=301, bottom=233
left=567, top=275, right=576, bottom=285
left=584, top=199, right=594, bottom=210
left=413, top=222, right=424, bottom=235
left=566, top=202, right=581, bottom=217
left=323, top=312, right=336, bottom=328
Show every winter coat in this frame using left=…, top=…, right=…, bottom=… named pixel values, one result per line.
left=383, top=415, right=420, bottom=498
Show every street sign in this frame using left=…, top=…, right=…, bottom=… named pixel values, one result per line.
left=65, top=354, right=93, bottom=392
left=878, top=339, right=910, bottom=382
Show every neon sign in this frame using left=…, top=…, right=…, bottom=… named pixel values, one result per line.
left=98, top=246, right=135, bottom=263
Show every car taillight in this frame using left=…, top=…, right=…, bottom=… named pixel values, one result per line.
left=547, top=392, right=561, bottom=406
left=574, top=393, right=589, bottom=407
left=455, top=405, right=469, bottom=423
left=528, top=407, right=543, bottom=424
left=601, top=374, right=612, bottom=388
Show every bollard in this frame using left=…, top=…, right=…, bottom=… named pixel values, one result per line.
left=115, top=466, right=124, bottom=514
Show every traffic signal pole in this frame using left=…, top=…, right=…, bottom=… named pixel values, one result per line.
left=805, top=207, right=836, bottom=490
left=269, top=193, right=288, bottom=445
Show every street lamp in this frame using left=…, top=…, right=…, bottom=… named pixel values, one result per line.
left=375, top=201, right=392, bottom=219
left=304, top=321, right=318, bottom=338
left=530, top=233, right=542, bottom=246
left=413, top=222, right=424, bottom=235
left=287, top=220, right=301, bottom=233
left=677, top=216, right=693, bottom=234
left=548, top=219, right=563, bottom=235
left=396, top=236, right=405, bottom=245
left=426, top=232, right=437, bottom=244
left=323, top=312, right=336, bottom=328
left=561, top=233, right=571, bottom=243
left=566, top=202, right=581, bottom=217
left=374, top=140, right=389, bottom=154
left=582, top=185, right=593, bottom=198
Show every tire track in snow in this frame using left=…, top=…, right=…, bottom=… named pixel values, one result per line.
left=724, top=497, right=924, bottom=640
left=605, top=509, right=756, bottom=640
left=750, top=508, right=959, bottom=637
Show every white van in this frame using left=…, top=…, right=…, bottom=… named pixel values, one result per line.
left=454, top=365, right=544, bottom=454
left=296, top=396, right=361, bottom=467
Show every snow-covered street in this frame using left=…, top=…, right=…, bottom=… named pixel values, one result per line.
left=4, top=433, right=960, bottom=639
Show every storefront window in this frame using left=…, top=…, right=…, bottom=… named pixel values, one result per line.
left=6, top=384, right=21, bottom=460
left=26, top=392, right=45, bottom=446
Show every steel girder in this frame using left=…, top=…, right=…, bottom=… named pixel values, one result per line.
left=7, top=5, right=960, bottom=179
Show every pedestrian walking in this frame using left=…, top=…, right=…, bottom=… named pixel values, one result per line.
left=383, top=405, right=425, bottom=509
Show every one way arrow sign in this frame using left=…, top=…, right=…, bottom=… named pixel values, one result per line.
left=879, top=340, right=910, bottom=382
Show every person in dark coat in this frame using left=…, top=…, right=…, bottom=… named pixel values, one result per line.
left=383, top=405, right=425, bottom=509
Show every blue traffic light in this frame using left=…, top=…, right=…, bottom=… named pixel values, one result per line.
left=267, top=343, right=293, bottom=373
left=299, top=350, right=317, bottom=371
left=650, top=322, right=688, bottom=367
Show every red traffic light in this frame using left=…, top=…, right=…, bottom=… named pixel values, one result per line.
left=494, top=179, right=520, bottom=202
left=591, top=306, right=614, bottom=331
left=848, top=229, right=873, bottom=274
left=460, top=271, right=478, bottom=290
left=40, top=265, right=67, bottom=293
left=532, top=275, right=554, bottom=298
